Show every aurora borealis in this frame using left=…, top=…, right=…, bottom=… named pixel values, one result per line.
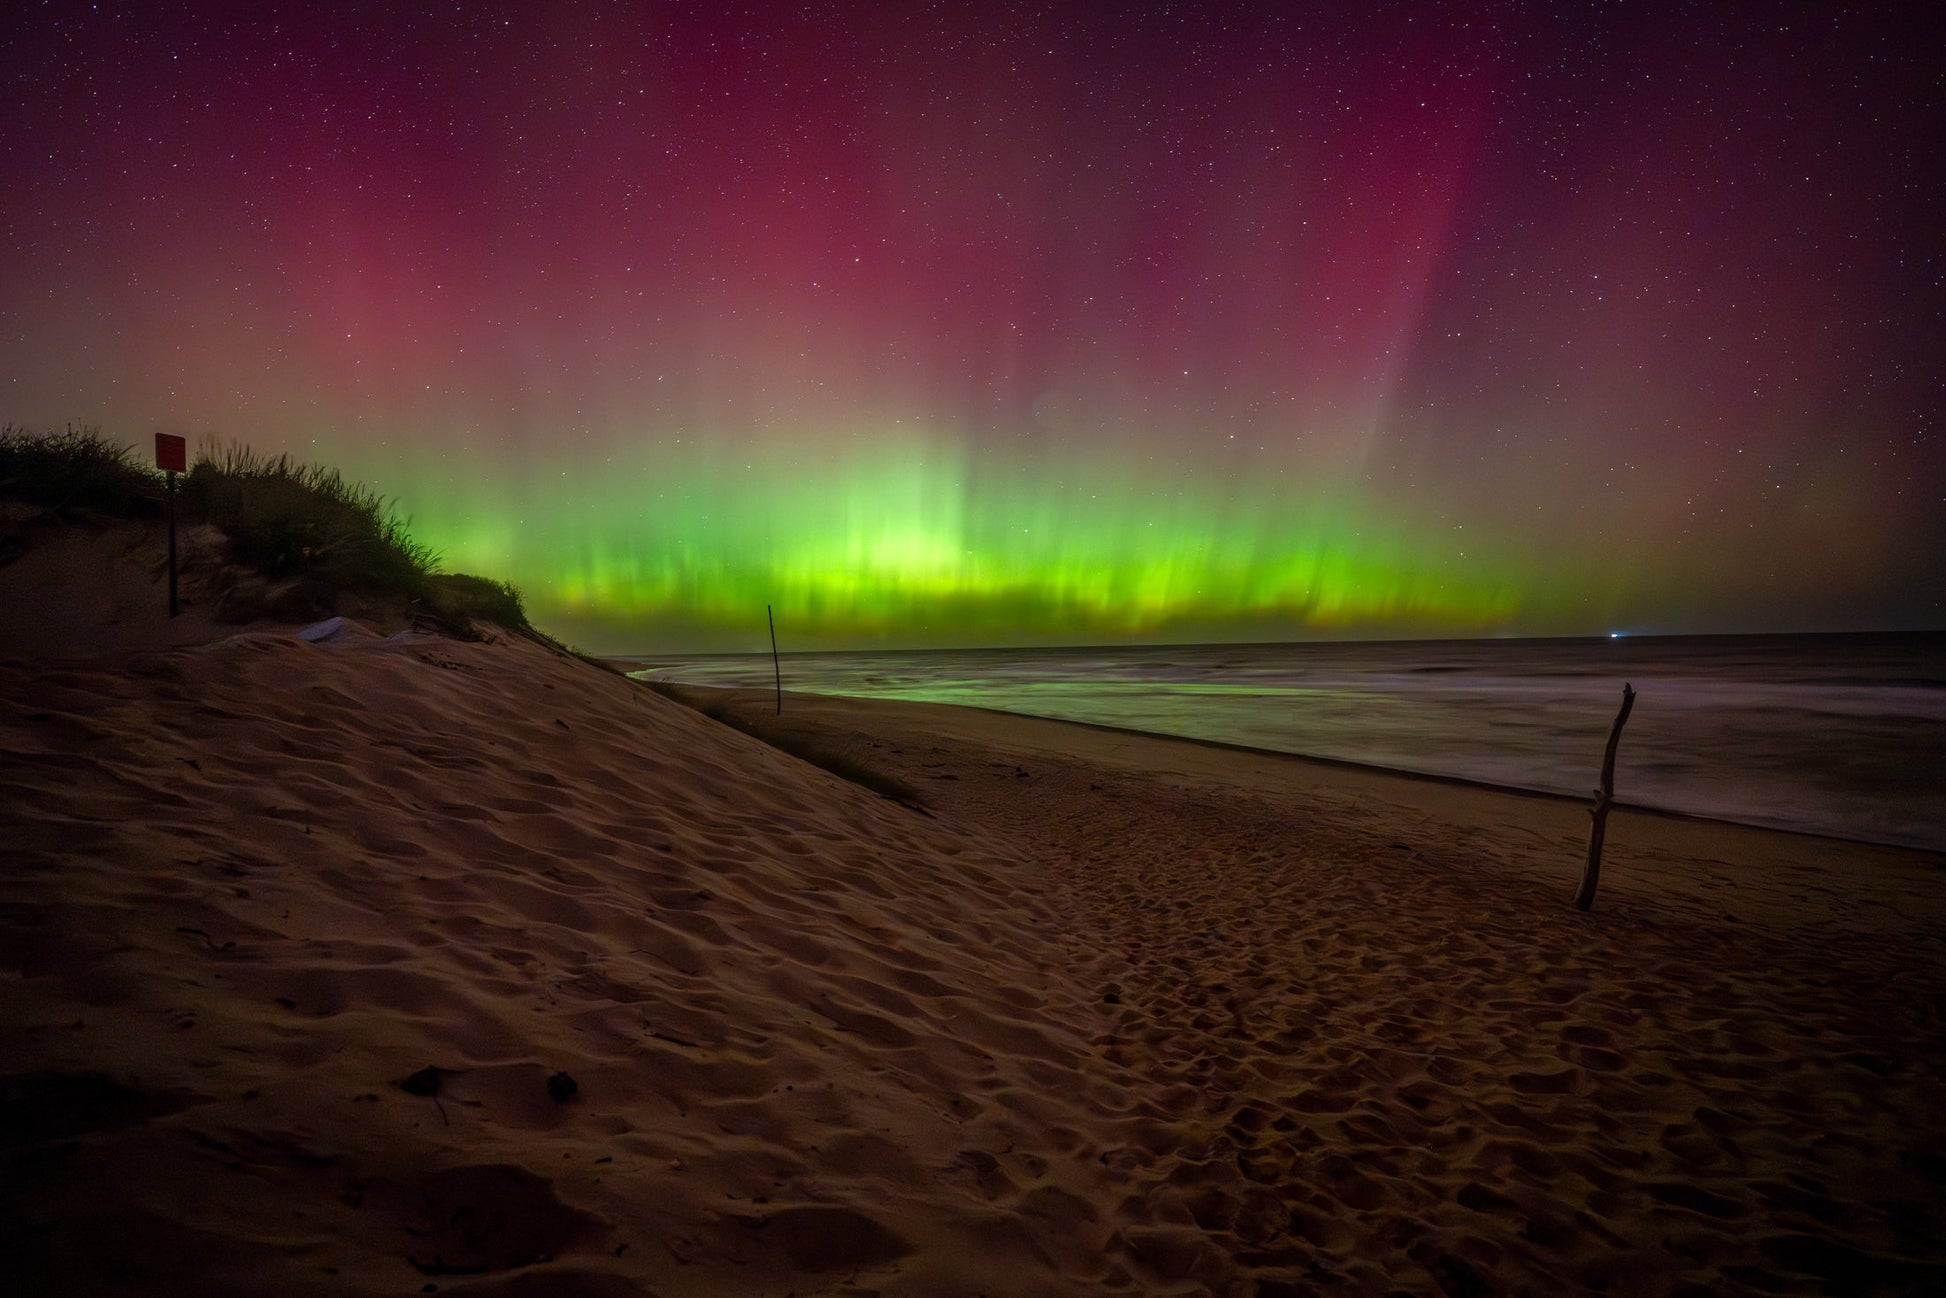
left=3, top=2, right=1940, bottom=651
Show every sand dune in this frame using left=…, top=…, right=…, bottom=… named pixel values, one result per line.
left=3, top=613, right=1943, bottom=1295
left=2, top=624, right=1142, bottom=1295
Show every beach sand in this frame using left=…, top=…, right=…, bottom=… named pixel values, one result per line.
left=3, top=618, right=1943, bottom=1295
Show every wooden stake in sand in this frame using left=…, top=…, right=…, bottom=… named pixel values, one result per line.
left=1573, top=682, right=1636, bottom=911
left=768, top=603, right=782, bottom=715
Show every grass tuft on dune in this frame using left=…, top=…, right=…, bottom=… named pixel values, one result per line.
left=0, top=424, right=164, bottom=517
left=0, top=426, right=530, bottom=641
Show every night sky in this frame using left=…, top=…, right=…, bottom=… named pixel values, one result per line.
left=4, top=2, right=1940, bottom=652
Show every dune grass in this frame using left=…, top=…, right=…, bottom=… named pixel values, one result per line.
left=0, top=425, right=165, bottom=516
left=171, top=444, right=443, bottom=627
left=181, top=445, right=438, bottom=594
left=0, top=427, right=531, bottom=640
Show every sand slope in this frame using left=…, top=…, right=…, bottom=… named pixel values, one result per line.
left=1, top=627, right=1134, bottom=1296
left=0, top=502, right=237, bottom=659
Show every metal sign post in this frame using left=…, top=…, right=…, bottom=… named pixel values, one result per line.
left=155, top=434, right=186, bottom=618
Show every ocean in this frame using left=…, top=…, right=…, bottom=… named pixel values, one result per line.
left=621, top=634, right=1946, bottom=853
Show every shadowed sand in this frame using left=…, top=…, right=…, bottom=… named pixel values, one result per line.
left=3, top=622, right=1943, bottom=1296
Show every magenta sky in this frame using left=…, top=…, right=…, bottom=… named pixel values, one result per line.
left=2, top=2, right=1940, bottom=650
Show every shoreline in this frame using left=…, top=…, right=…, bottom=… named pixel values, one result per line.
left=654, top=679, right=1946, bottom=860
left=669, top=683, right=1946, bottom=945
left=618, top=635, right=1946, bottom=857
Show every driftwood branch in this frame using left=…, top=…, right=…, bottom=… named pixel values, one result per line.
left=1572, top=682, right=1636, bottom=911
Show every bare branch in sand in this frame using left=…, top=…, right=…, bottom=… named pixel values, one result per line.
left=1574, top=682, right=1637, bottom=911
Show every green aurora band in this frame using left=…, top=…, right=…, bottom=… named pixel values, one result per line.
left=352, top=429, right=1533, bottom=652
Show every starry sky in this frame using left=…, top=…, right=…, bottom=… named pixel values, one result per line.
left=3, top=1, right=1940, bottom=652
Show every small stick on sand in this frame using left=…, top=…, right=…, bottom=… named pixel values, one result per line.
left=768, top=603, right=782, bottom=715
left=1573, top=682, right=1636, bottom=911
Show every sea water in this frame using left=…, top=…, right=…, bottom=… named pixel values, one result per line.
left=622, top=634, right=1946, bottom=852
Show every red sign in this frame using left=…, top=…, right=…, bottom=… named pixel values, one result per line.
left=155, top=433, right=186, bottom=474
